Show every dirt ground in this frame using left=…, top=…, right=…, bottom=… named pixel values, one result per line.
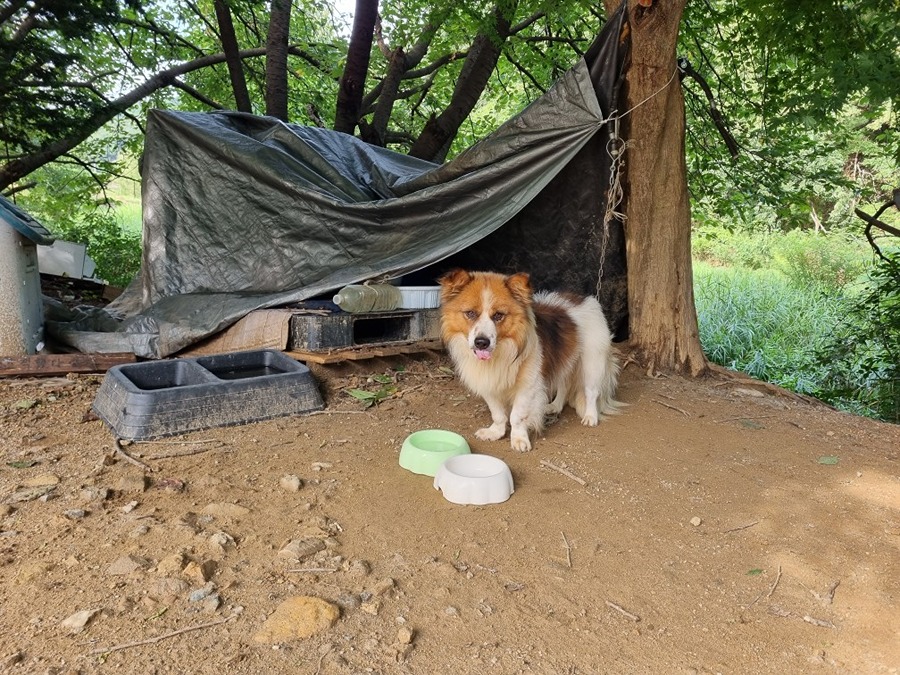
left=0, top=349, right=898, bottom=675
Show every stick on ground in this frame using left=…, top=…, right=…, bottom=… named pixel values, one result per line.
left=540, top=460, right=587, bottom=486
left=562, top=531, right=572, bottom=568
left=605, top=600, right=640, bottom=622
left=89, top=612, right=238, bottom=656
left=113, top=439, right=153, bottom=473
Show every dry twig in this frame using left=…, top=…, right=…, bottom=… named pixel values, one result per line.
left=715, top=415, right=774, bottom=424
left=651, top=399, right=690, bottom=416
left=539, top=460, right=587, bottom=486
left=802, top=615, right=835, bottom=628
left=143, top=444, right=223, bottom=460
left=89, top=612, right=238, bottom=656
left=561, top=532, right=572, bottom=568
left=605, top=600, right=640, bottom=622
left=766, top=564, right=782, bottom=600
left=113, top=439, right=153, bottom=473
left=723, top=520, right=760, bottom=534
left=134, top=438, right=218, bottom=445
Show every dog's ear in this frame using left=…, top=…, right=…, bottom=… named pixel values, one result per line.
left=505, top=273, right=532, bottom=305
left=438, top=268, right=472, bottom=301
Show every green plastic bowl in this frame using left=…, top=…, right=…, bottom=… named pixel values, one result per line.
left=399, top=429, right=471, bottom=477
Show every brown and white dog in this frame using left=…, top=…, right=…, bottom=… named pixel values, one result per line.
left=439, top=269, right=620, bottom=451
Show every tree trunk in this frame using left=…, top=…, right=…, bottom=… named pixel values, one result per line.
left=334, top=0, right=379, bottom=134
left=214, top=0, right=253, bottom=113
left=608, top=0, right=708, bottom=375
left=408, top=1, right=517, bottom=162
left=265, top=0, right=292, bottom=120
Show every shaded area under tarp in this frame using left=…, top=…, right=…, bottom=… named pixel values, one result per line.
left=48, top=5, right=629, bottom=359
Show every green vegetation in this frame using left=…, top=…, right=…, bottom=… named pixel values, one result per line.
left=693, top=226, right=899, bottom=422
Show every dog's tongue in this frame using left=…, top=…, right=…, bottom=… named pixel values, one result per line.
left=475, top=349, right=492, bottom=361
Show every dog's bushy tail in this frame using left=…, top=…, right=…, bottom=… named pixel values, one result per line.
left=597, top=345, right=624, bottom=417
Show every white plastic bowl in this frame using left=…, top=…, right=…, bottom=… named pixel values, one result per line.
left=433, top=454, right=514, bottom=505
left=397, top=286, right=441, bottom=309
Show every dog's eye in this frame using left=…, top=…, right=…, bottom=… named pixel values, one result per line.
left=463, top=310, right=477, bottom=321
left=491, top=312, right=505, bottom=323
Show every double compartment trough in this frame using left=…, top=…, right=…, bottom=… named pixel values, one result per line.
left=92, top=349, right=324, bottom=440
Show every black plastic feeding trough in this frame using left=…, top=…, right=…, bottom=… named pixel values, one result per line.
left=92, top=350, right=324, bottom=440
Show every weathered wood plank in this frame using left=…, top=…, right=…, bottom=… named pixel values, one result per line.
left=0, top=352, right=137, bottom=377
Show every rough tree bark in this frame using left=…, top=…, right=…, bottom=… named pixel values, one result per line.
left=408, top=1, right=517, bottom=162
left=334, top=0, right=379, bottom=134
left=265, top=0, right=292, bottom=120
left=214, top=0, right=253, bottom=113
left=605, top=0, right=708, bottom=376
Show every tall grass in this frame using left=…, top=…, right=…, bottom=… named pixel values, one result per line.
left=693, top=262, right=844, bottom=394
left=693, top=225, right=899, bottom=422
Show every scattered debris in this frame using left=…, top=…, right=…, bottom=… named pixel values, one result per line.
left=605, top=600, right=640, bottom=622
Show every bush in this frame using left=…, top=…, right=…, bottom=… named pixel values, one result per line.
left=692, top=225, right=776, bottom=269
left=770, top=230, right=869, bottom=292
left=53, top=210, right=142, bottom=289
left=813, top=250, right=900, bottom=422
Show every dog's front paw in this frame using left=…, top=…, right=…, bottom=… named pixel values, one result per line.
left=475, top=425, right=505, bottom=441
left=510, top=432, right=532, bottom=452
left=581, top=413, right=599, bottom=427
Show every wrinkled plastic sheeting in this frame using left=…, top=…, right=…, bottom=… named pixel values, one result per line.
left=48, top=7, right=627, bottom=359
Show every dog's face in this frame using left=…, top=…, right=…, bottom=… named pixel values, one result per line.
left=438, top=269, right=533, bottom=360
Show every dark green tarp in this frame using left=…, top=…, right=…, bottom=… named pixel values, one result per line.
left=48, top=4, right=628, bottom=358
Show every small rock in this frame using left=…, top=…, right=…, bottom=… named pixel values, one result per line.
left=107, top=555, right=152, bottom=576
left=371, top=577, right=396, bottom=596
left=208, top=531, right=236, bottom=555
left=79, top=487, right=110, bottom=505
left=397, top=626, right=414, bottom=644
left=347, top=559, right=371, bottom=577
left=189, top=583, right=216, bottom=602
left=63, top=509, right=87, bottom=521
left=734, top=387, right=764, bottom=398
left=1, top=651, right=23, bottom=668
left=334, top=593, right=360, bottom=611
left=129, top=524, right=150, bottom=538
left=690, top=516, right=702, bottom=527
left=8, top=485, right=55, bottom=503
left=183, top=559, right=217, bottom=583
left=360, top=600, right=381, bottom=616
left=149, top=578, right=190, bottom=600
left=0, top=504, right=14, bottom=518
left=252, top=597, right=340, bottom=643
left=60, top=608, right=100, bottom=634
left=21, top=473, right=60, bottom=488
left=445, top=606, right=459, bottom=617
left=155, top=552, right=187, bottom=577
left=279, top=475, right=303, bottom=492
left=121, top=500, right=139, bottom=513
left=154, top=477, right=185, bottom=493
left=115, top=472, right=148, bottom=494
left=15, top=562, right=54, bottom=583
left=201, top=593, right=222, bottom=613
left=278, top=538, right=326, bottom=562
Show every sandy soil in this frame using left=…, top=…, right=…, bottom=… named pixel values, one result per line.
left=0, top=350, right=898, bottom=675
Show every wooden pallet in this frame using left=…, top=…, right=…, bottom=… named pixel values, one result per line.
left=286, top=339, right=443, bottom=365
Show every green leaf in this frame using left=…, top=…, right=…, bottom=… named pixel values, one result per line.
left=818, top=456, right=839, bottom=465
left=347, top=389, right=377, bottom=401
left=747, top=568, right=764, bottom=576
left=7, top=460, right=38, bottom=469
